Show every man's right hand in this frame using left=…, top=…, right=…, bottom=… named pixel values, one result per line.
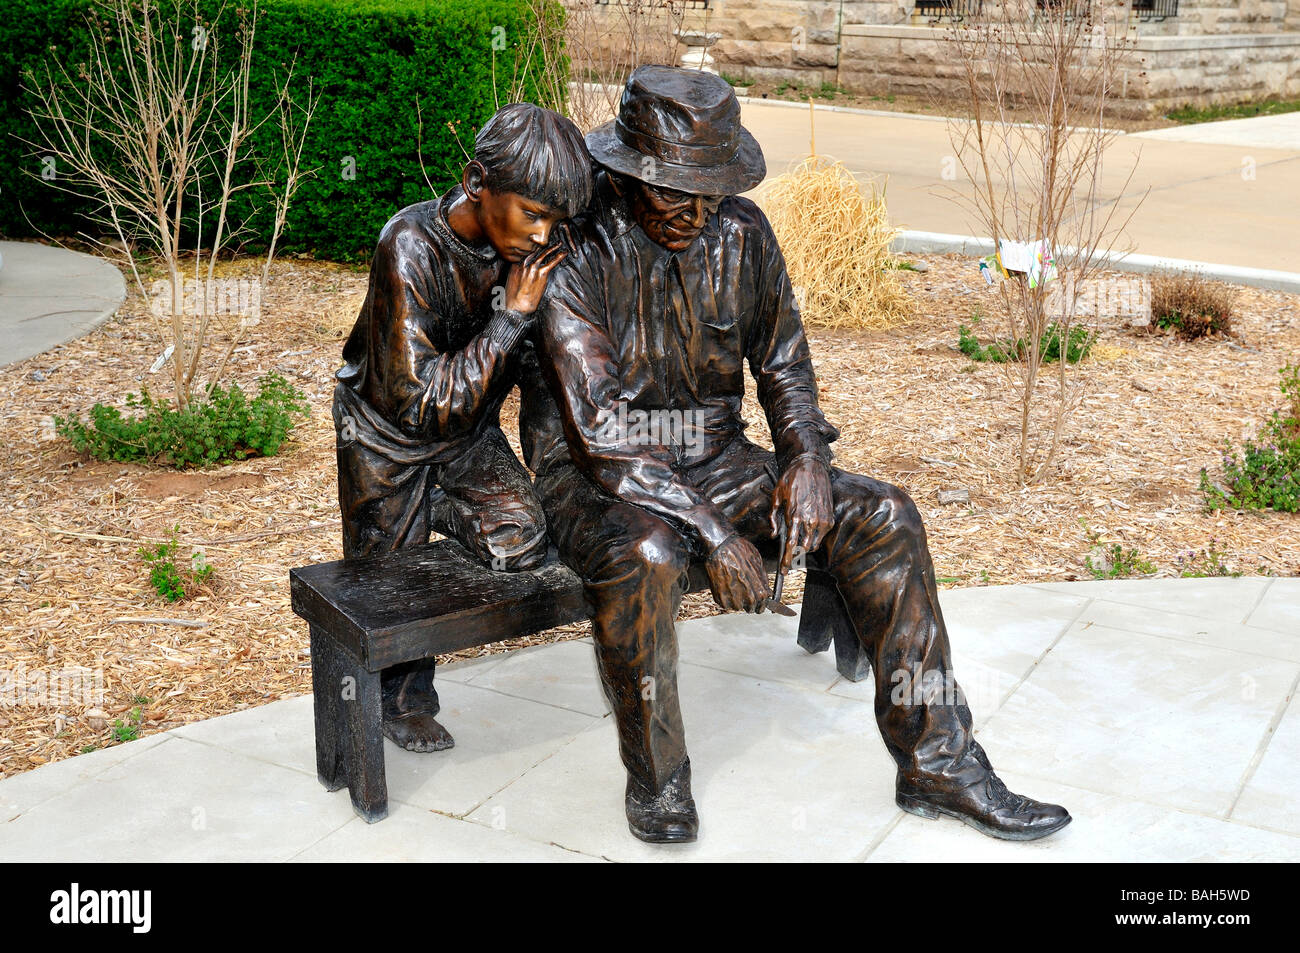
left=505, top=243, right=567, bottom=314
left=705, top=534, right=771, bottom=614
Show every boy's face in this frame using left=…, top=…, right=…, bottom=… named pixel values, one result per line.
left=477, top=187, right=567, bottom=264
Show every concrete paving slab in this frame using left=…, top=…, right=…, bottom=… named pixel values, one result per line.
left=1032, top=577, right=1273, bottom=624
left=0, top=736, right=358, bottom=862
left=455, top=638, right=610, bottom=718
left=977, top=620, right=1299, bottom=818
left=376, top=680, right=599, bottom=817
left=1073, top=595, right=1300, bottom=664
left=467, top=663, right=901, bottom=862
left=289, top=806, right=603, bottom=863
left=174, top=681, right=599, bottom=817
left=0, top=734, right=168, bottom=824
left=1132, top=113, right=1300, bottom=150
left=675, top=606, right=841, bottom=693
left=866, top=770, right=1300, bottom=862
left=0, top=240, right=125, bottom=367
left=828, top=584, right=1090, bottom=722
left=1245, top=580, right=1300, bottom=635
left=3, top=578, right=1296, bottom=861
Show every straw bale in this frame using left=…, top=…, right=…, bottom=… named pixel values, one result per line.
left=755, top=155, right=912, bottom=331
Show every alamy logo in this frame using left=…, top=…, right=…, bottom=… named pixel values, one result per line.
left=596, top=401, right=706, bottom=457
left=49, top=883, right=152, bottom=934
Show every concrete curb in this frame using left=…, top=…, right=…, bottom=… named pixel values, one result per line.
left=734, top=95, right=1130, bottom=136
left=891, top=229, right=1300, bottom=294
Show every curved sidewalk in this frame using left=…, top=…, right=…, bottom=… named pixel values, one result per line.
left=0, top=241, right=126, bottom=368
left=1, top=577, right=1296, bottom=862
left=741, top=102, right=1300, bottom=274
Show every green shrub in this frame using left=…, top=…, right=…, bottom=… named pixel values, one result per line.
left=1175, top=541, right=1241, bottom=578
left=1085, top=543, right=1157, bottom=580
left=1080, top=519, right=1156, bottom=579
left=139, top=526, right=215, bottom=603
left=111, top=706, right=143, bottom=742
left=55, top=372, right=308, bottom=468
left=1201, top=364, right=1300, bottom=513
left=958, top=311, right=1096, bottom=364
left=2, top=0, right=559, bottom=261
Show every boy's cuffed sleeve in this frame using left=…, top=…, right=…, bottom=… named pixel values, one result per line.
left=369, top=234, right=524, bottom=442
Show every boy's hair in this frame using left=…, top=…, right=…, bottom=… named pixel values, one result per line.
left=474, top=103, right=594, bottom=218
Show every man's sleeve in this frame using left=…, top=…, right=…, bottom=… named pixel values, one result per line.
left=537, top=262, right=738, bottom=556
left=745, top=210, right=841, bottom=470
left=371, top=231, right=530, bottom=441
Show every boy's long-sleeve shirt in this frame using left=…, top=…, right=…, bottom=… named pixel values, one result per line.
left=337, top=186, right=531, bottom=464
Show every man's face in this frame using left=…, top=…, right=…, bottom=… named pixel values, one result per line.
left=623, top=179, right=724, bottom=252
left=477, top=187, right=567, bottom=264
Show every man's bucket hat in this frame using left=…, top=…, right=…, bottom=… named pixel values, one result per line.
left=586, top=65, right=766, bottom=196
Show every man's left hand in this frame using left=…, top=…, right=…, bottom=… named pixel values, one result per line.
left=769, top=454, right=834, bottom=571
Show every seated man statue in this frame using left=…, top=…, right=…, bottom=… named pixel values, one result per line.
left=519, top=66, right=1071, bottom=844
left=334, top=103, right=592, bottom=753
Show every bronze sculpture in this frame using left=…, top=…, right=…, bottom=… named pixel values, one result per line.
left=333, top=104, right=593, bottom=753
left=518, top=66, right=1072, bottom=844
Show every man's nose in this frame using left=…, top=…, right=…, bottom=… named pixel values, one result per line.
left=680, top=196, right=706, bottom=228
left=530, top=223, right=551, bottom=248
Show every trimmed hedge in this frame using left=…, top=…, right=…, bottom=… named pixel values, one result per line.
left=1, top=0, right=559, bottom=262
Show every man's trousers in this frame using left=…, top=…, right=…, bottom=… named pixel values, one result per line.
left=534, top=436, right=991, bottom=796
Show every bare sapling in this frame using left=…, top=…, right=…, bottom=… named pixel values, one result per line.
left=944, top=0, right=1144, bottom=485
left=19, top=0, right=320, bottom=408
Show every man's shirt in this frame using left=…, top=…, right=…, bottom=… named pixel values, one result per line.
left=338, top=186, right=531, bottom=465
left=525, top=174, right=840, bottom=555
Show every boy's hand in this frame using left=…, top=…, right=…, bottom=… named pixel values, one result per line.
left=505, top=243, right=567, bottom=314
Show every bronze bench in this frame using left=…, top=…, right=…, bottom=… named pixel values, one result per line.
left=289, top=539, right=868, bottom=822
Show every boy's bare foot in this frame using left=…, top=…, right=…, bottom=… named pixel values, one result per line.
left=382, top=710, right=455, bottom=752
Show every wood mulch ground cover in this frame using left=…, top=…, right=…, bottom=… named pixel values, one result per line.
left=1, top=249, right=1296, bottom=779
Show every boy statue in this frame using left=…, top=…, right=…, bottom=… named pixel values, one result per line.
left=333, top=104, right=593, bottom=753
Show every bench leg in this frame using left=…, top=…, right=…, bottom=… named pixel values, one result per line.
left=310, top=624, right=388, bottom=822
left=797, top=570, right=871, bottom=683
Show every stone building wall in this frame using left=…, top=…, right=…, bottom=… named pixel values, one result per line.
left=701, top=0, right=1300, bottom=114
left=1177, top=0, right=1292, bottom=34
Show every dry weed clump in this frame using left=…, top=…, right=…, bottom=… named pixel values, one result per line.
left=1150, top=270, right=1238, bottom=340
left=756, top=155, right=911, bottom=332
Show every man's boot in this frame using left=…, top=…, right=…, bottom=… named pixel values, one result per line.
left=895, top=743, right=1070, bottom=841
left=625, top=758, right=698, bottom=844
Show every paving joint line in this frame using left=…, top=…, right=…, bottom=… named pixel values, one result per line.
left=855, top=811, right=906, bottom=862
left=1239, top=576, right=1275, bottom=627
left=986, top=596, right=1094, bottom=721
left=1225, top=665, right=1299, bottom=823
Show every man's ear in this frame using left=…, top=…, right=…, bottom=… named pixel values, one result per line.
left=606, top=172, right=626, bottom=199
left=462, top=160, right=487, bottom=203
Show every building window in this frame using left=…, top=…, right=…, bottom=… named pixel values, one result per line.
left=1035, top=0, right=1092, bottom=15
left=914, top=0, right=983, bottom=22
left=1133, top=0, right=1179, bottom=21
left=592, top=0, right=711, bottom=7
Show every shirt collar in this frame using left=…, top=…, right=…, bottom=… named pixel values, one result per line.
left=432, top=185, right=499, bottom=266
